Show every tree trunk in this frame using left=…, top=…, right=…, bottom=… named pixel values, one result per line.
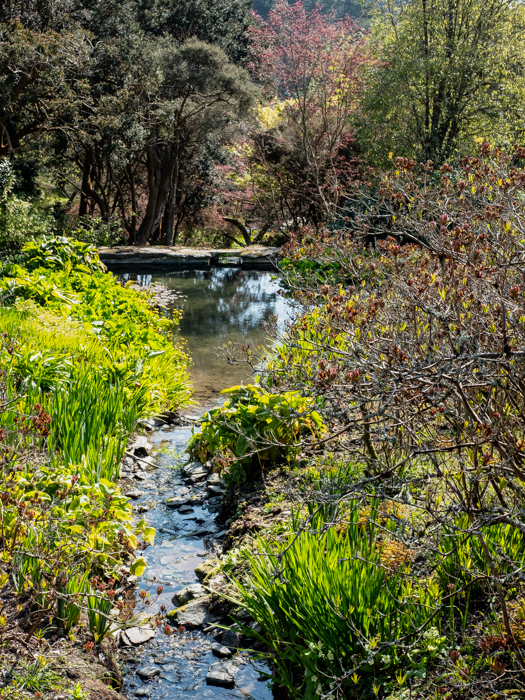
left=78, top=156, right=91, bottom=218
left=137, top=145, right=175, bottom=246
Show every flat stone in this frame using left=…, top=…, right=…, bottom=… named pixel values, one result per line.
left=185, top=476, right=206, bottom=485
left=99, top=245, right=281, bottom=272
left=125, top=489, right=142, bottom=500
left=134, top=471, right=150, bottom=481
left=207, top=484, right=226, bottom=496
left=166, top=497, right=190, bottom=508
left=214, top=530, right=228, bottom=539
left=121, top=627, right=156, bottom=646
left=189, top=495, right=204, bottom=505
left=138, top=418, right=156, bottom=429
left=182, top=461, right=209, bottom=479
left=211, top=643, right=232, bottom=659
left=171, top=583, right=205, bottom=606
left=191, top=528, right=214, bottom=537
left=206, top=660, right=239, bottom=688
left=207, top=473, right=223, bottom=485
left=168, top=599, right=215, bottom=628
left=132, top=442, right=152, bottom=458
left=136, top=665, right=161, bottom=680
left=175, top=486, right=190, bottom=497
left=206, top=668, right=234, bottom=689
left=178, top=505, right=194, bottom=514
left=134, top=689, right=150, bottom=697
left=130, top=435, right=153, bottom=450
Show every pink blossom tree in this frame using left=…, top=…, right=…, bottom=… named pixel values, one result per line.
left=246, top=1, right=370, bottom=228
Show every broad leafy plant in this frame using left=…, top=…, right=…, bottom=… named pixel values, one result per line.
left=188, top=384, right=325, bottom=482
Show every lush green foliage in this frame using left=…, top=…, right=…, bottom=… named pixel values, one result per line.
left=362, top=0, right=525, bottom=162
left=0, top=237, right=191, bottom=410
left=188, top=383, right=325, bottom=482
left=224, top=146, right=525, bottom=699
left=0, top=236, right=189, bottom=657
left=22, top=235, right=107, bottom=273
left=234, top=509, right=442, bottom=698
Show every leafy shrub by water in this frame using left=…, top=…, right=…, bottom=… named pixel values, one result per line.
left=188, top=383, right=325, bottom=482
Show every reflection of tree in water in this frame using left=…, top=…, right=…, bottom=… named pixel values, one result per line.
left=118, top=268, right=287, bottom=395
left=172, top=269, right=282, bottom=338
left=216, top=274, right=280, bottom=330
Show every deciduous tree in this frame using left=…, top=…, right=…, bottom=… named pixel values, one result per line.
left=241, top=0, right=369, bottom=232
left=362, top=0, right=525, bottom=163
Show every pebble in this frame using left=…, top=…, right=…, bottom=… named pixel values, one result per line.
left=211, top=643, right=232, bottom=659
left=178, top=505, right=194, bottom=514
left=136, top=665, right=161, bottom=680
left=182, top=461, right=209, bottom=479
left=206, top=669, right=234, bottom=688
left=189, top=495, right=204, bottom=505
left=125, top=489, right=143, bottom=499
left=166, top=497, right=190, bottom=508
left=168, top=599, right=216, bottom=628
left=171, top=583, right=205, bottom=606
left=221, top=629, right=241, bottom=648
left=206, top=660, right=239, bottom=688
left=152, top=656, right=171, bottom=665
left=134, top=689, right=150, bottom=697
left=134, top=471, right=150, bottom=481
left=207, top=484, right=226, bottom=495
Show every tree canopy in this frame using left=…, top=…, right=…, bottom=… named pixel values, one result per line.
left=361, top=0, right=525, bottom=163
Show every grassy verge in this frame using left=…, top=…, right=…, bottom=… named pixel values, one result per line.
left=0, top=237, right=191, bottom=698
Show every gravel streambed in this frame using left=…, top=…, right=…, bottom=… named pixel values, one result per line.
left=117, top=423, right=272, bottom=700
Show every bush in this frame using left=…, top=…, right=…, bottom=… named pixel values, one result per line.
left=22, top=235, right=106, bottom=273
left=67, top=216, right=127, bottom=248
left=0, top=194, right=55, bottom=257
left=188, top=383, right=325, bottom=482
left=234, top=144, right=525, bottom=695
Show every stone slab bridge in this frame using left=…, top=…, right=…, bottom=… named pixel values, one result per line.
left=98, top=245, right=282, bottom=272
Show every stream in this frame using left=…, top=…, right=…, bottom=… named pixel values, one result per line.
left=116, top=268, right=289, bottom=700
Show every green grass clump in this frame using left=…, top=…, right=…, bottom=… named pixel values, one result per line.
left=233, top=508, right=442, bottom=699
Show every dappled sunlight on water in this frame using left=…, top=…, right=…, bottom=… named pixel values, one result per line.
left=120, top=268, right=290, bottom=398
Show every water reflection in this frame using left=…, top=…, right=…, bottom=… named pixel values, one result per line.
left=120, top=269, right=289, bottom=399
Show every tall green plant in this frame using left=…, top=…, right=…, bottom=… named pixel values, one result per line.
left=233, top=509, right=440, bottom=697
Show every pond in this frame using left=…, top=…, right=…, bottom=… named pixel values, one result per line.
left=117, top=268, right=289, bottom=700
left=120, top=268, right=290, bottom=400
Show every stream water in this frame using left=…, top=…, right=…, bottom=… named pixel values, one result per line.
left=117, top=268, right=289, bottom=700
